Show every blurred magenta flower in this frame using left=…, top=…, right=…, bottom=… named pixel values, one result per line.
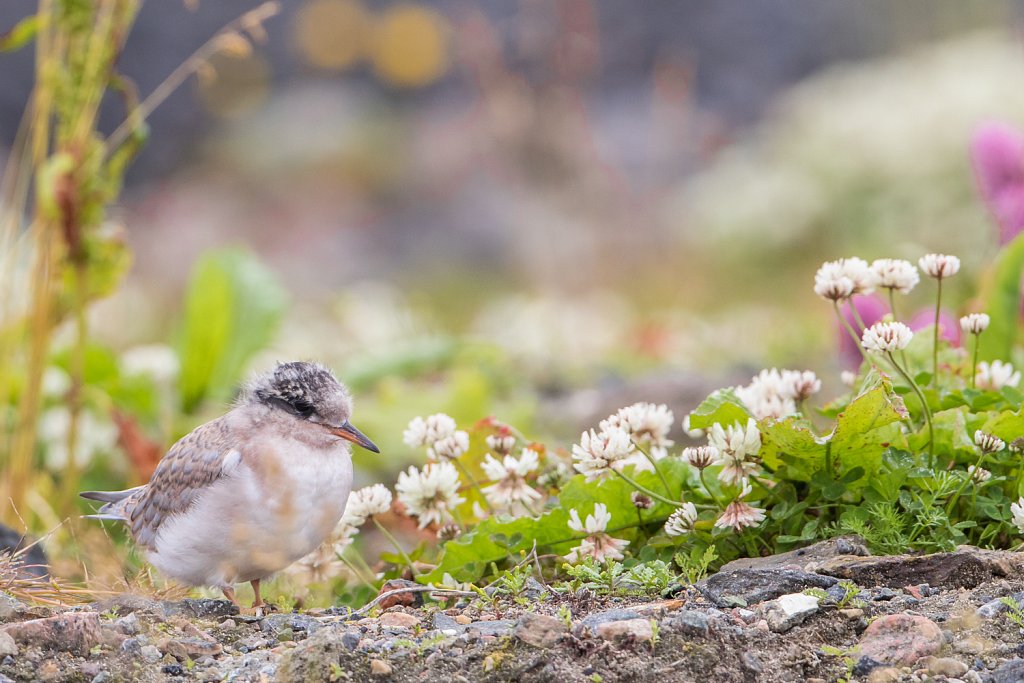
left=908, top=308, right=961, bottom=347
left=838, top=295, right=888, bottom=369
left=970, top=121, right=1024, bottom=244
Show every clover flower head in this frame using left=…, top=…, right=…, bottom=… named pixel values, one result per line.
left=480, top=448, right=543, bottom=513
left=430, top=431, right=470, bottom=461
left=977, top=360, right=1022, bottom=390
left=871, top=258, right=920, bottom=294
left=813, top=260, right=856, bottom=302
left=571, top=427, right=635, bottom=482
left=343, top=484, right=393, bottom=526
left=918, top=253, right=961, bottom=279
left=403, top=413, right=458, bottom=449
left=840, top=371, right=858, bottom=388
left=714, top=483, right=766, bottom=532
left=975, top=430, right=1006, bottom=454
left=564, top=503, right=629, bottom=563
left=708, top=419, right=761, bottom=460
left=485, top=433, right=517, bottom=456
left=861, top=321, right=913, bottom=353
left=1012, top=497, right=1024, bottom=534
left=967, top=465, right=991, bottom=483
left=395, top=461, right=466, bottom=529
left=600, top=402, right=675, bottom=458
left=683, top=445, right=718, bottom=470
left=664, top=503, right=699, bottom=537
left=631, top=491, right=653, bottom=510
left=960, top=313, right=990, bottom=335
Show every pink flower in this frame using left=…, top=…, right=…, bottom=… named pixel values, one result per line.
left=838, top=295, right=888, bottom=369
left=970, top=122, right=1024, bottom=245
left=908, top=308, right=961, bottom=347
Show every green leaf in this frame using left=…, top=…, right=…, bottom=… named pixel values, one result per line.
left=177, top=249, right=287, bottom=412
left=686, top=389, right=751, bottom=430
left=759, top=417, right=824, bottom=480
left=981, top=408, right=1024, bottom=442
left=829, top=378, right=909, bottom=480
left=0, top=15, right=38, bottom=52
left=930, top=407, right=976, bottom=460
left=421, top=460, right=691, bottom=584
left=980, top=232, right=1024, bottom=361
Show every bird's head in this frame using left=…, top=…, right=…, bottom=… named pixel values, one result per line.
left=245, top=361, right=380, bottom=453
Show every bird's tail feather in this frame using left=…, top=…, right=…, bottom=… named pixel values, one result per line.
left=80, top=486, right=144, bottom=522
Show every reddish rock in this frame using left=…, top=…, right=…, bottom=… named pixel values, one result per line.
left=378, top=611, right=420, bottom=629
left=857, top=614, right=944, bottom=666
left=1, top=612, right=102, bottom=656
left=376, top=579, right=422, bottom=610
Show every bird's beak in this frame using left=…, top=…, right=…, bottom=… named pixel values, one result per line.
left=330, top=421, right=380, bottom=453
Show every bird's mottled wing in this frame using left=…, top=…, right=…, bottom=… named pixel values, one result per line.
left=128, top=418, right=243, bottom=549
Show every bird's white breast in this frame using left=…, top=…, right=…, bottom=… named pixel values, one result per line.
left=147, top=437, right=353, bottom=587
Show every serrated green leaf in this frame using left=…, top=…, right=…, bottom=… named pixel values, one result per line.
left=930, top=407, right=976, bottom=459
left=687, top=389, right=750, bottom=430
left=830, top=378, right=909, bottom=480
left=759, top=416, right=824, bottom=479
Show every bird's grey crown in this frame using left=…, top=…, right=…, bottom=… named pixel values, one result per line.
left=244, top=361, right=352, bottom=425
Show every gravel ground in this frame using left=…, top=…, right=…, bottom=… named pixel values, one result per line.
left=2, top=540, right=1024, bottom=682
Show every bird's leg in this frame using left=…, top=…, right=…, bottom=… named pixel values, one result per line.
left=222, top=585, right=239, bottom=607
left=251, top=579, right=264, bottom=610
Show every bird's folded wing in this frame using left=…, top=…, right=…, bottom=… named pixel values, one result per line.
left=129, top=417, right=244, bottom=549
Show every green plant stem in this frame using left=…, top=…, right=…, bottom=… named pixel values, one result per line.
left=888, top=287, right=910, bottom=368
left=634, top=444, right=672, bottom=496
left=612, top=469, right=681, bottom=508
left=932, top=277, right=943, bottom=385
left=453, top=460, right=494, bottom=514
left=945, top=454, right=987, bottom=517
left=371, top=516, right=418, bottom=577
left=698, top=469, right=726, bottom=509
left=834, top=301, right=872, bottom=369
left=885, top=351, right=934, bottom=467
left=336, top=552, right=376, bottom=589
left=971, top=332, right=980, bottom=389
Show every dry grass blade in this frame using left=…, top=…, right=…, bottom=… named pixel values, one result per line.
left=0, top=548, right=103, bottom=607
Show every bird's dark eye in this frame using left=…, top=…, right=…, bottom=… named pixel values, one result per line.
left=257, top=390, right=316, bottom=419
left=288, top=397, right=316, bottom=418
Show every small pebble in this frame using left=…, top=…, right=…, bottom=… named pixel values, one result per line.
left=369, top=659, right=392, bottom=676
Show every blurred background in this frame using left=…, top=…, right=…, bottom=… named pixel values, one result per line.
left=3, top=0, right=1024, bottom=598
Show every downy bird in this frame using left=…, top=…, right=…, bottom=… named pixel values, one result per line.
left=81, top=361, right=379, bottom=610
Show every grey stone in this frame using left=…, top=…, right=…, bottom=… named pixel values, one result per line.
left=341, top=631, right=360, bottom=651
left=817, top=546, right=1024, bottom=589
left=573, top=609, right=643, bottom=637
left=432, top=612, right=459, bottom=631
left=922, top=656, right=968, bottom=678
left=513, top=612, right=567, bottom=648
left=465, top=620, right=514, bottom=637
left=988, top=658, right=1024, bottom=683
left=140, top=644, right=162, bottom=663
left=261, top=613, right=321, bottom=635
left=697, top=569, right=837, bottom=607
left=115, top=612, right=141, bottom=635
left=977, top=591, right=1024, bottom=618
left=0, top=631, right=16, bottom=657
left=741, top=652, right=763, bottom=674
left=764, top=593, right=819, bottom=633
left=162, top=599, right=239, bottom=619
left=667, top=610, right=709, bottom=637
left=0, top=594, right=28, bottom=623
left=93, top=594, right=163, bottom=617
left=719, top=536, right=869, bottom=573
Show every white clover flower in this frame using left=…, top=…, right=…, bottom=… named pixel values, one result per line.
left=974, top=430, right=1006, bottom=454
left=41, top=367, right=71, bottom=397
left=664, top=503, right=698, bottom=537
left=121, top=344, right=180, bottom=384
left=430, top=431, right=470, bottom=461
left=485, top=433, right=516, bottom=456
left=631, top=491, right=653, bottom=510
left=287, top=540, right=347, bottom=584
left=871, top=258, right=920, bottom=294
left=1011, top=497, right=1024, bottom=534
left=918, top=253, right=961, bottom=279
left=480, top=448, right=543, bottom=514
left=395, top=461, right=466, bottom=529
left=967, top=465, right=991, bottom=483
left=840, top=371, right=858, bottom=388
left=600, top=402, right=675, bottom=460
left=571, top=428, right=635, bottom=482
left=402, top=413, right=458, bottom=449
left=813, top=262, right=855, bottom=302
left=977, top=360, right=1022, bottom=390
left=564, top=503, right=629, bottom=563
left=785, top=370, right=822, bottom=402
left=861, top=321, right=913, bottom=353
left=683, top=445, right=718, bottom=470
left=343, top=484, right=393, bottom=525
left=708, top=419, right=761, bottom=461
left=714, top=484, right=766, bottom=532
left=717, top=458, right=761, bottom=487
left=960, top=313, right=990, bottom=335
